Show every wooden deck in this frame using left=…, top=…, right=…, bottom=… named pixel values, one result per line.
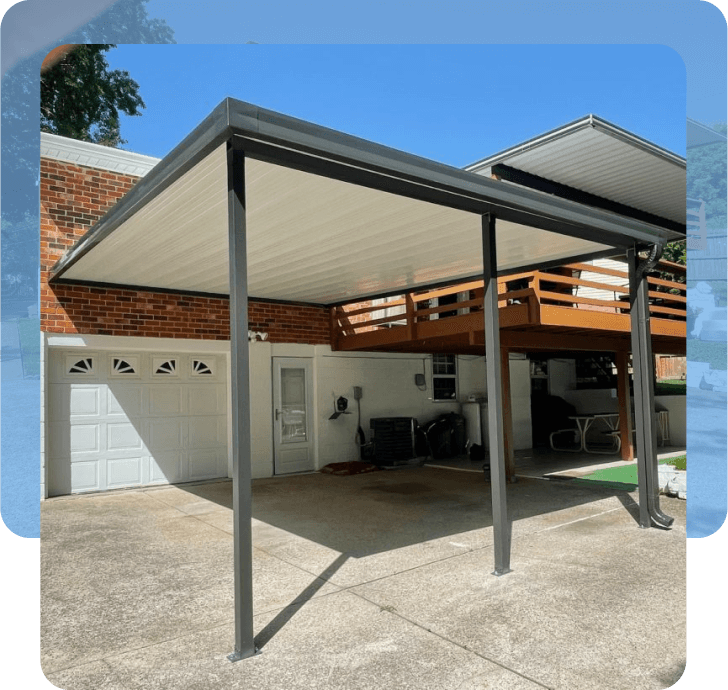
left=331, top=260, right=686, bottom=356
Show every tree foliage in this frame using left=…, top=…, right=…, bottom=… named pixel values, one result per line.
left=663, top=240, right=686, bottom=266
left=686, top=125, right=727, bottom=230
left=41, top=44, right=145, bottom=146
left=1, top=0, right=174, bottom=223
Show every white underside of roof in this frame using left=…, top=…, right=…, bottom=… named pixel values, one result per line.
left=61, top=143, right=613, bottom=303
left=474, top=127, right=685, bottom=225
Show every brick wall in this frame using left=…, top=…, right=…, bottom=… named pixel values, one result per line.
left=41, top=157, right=331, bottom=344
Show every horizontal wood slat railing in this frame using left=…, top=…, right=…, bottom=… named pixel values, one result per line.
left=332, top=261, right=687, bottom=344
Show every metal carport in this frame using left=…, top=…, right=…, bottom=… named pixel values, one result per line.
left=50, top=98, right=684, bottom=661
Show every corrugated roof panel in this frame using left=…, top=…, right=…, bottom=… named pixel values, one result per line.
left=61, top=151, right=612, bottom=303
left=55, top=102, right=679, bottom=305
left=476, top=123, right=685, bottom=225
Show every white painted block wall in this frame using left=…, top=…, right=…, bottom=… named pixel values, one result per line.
left=246, top=345, right=534, bottom=476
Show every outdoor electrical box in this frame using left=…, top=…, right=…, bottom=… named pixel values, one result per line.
left=353, top=386, right=363, bottom=400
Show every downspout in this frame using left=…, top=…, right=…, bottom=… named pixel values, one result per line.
left=630, top=242, right=674, bottom=529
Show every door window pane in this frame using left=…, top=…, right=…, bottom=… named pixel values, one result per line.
left=281, top=368, right=307, bottom=442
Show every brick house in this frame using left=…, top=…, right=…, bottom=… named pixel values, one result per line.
left=41, top=133, right=494, bottom=497
left=40, top=108, right=686, bottom=499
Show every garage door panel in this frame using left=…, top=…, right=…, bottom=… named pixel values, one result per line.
left=106, top=457, right=144, bottom=489
left=148, top=418, right=184, bottom=451
left=107, top=385, right=144, bottom=417
left=150, top=451, right=183, bottom=483
left=69, top=461, right=100, bottom=493
left=69, top=386, right=101, bottom=417
left=107, top=422, right=145, bottom=452
left=187, top=386, right=224, bottom=416
left=188, top=416, right=225, bottom=449
left=70, top=424, right=101, bottom=454
left=149, top=386, right=184, bottom=416
left=188, top=449, right=224, bottom=480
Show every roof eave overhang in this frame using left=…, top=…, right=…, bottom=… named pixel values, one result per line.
left=465, top=114, right=687, bottom=172
left=50, top=99, right=683, bottom=285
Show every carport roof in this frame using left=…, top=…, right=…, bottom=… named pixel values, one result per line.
left=465, top=114, right=686, bottom=228
left=50, top=99, right=685, bottom=305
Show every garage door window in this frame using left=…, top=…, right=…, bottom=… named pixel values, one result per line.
left=153, top=358, right=178, bottom=376
left=191, top=359, right=214, bottom=376
left=111, top=356, right=139, bottom=377
left=67, top=356, right=94, bottom=375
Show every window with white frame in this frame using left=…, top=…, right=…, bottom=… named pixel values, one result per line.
left=432, top=354, right=457, bottom=400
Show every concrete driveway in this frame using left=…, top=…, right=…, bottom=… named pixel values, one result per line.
left=41, top=467, right=685, bottom=690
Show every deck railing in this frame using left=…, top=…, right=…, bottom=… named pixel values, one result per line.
left=331, top=260, right=686, bottom=344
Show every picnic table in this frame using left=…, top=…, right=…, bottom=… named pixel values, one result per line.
left=565, top=413, right=621, bottom=454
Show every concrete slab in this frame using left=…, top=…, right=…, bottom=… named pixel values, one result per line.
left=41, top=490, right=340, bottom=674
left=41, top=469, right=685, bottom=689
left=352, top=496, right=686, bottom=690
left=46, top=592, right=547, bottom=690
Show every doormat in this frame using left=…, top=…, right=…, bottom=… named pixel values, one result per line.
left=320, top=461, right=383, bottom=476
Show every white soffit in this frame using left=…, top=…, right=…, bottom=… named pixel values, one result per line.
left=61, top=144, right=612, bottom=304
left=468, top=121, right=686, bottom=225
left=40, top=132, right=160, bottom=176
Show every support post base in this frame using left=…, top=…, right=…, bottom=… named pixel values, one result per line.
left=492, top=568, right=512, bottom=577
left=227, top=648, right=260, bottom=663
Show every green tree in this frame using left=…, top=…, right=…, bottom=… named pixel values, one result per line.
left=40, top=44, right=145, bottom=146
left=1, top=0, right=175, bottom=311
left=686, top=124, right=727, bottom=230
left=663, top=240, right=686, bottom=266
left=1, top=0, right=174, bottom=222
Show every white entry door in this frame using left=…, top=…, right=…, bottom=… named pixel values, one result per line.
left=273, top=358, right=314, bottom=475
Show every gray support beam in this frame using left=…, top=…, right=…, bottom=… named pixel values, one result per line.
left=226, top=139, right=257, bottom=661
left=628, top=246, right=674, bottom=530
left=482, top=213, right=512, bottom=575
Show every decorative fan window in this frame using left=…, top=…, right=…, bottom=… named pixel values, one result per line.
left=154, top=359, right=177, bottom=375
left=68, top=357, right=94, bottom=375
left=191, top=359, right=214, bottom=376
left=112, top=357, right=137, bottom=375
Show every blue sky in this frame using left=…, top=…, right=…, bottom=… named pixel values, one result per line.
left=144, top=0, right=725, bottom=125
left=107, top=43, right=687, bottom=163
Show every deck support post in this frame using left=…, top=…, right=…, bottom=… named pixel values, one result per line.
left=482, top=213, right=512, bottom=575
left=615, top=350, right=634, bottom=461
left=227, top=138, right=257, bottom=661
left=500, top=348, right=515, bottom=481
left=628, top=246, right=673, bottom=529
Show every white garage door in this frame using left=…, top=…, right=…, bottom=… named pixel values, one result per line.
left=48, top=349, right=228, bottom=496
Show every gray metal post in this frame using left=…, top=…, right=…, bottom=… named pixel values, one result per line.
left=226, top=138, right=257, bottom=661
left=628, top=246, right=674, bottom=529
left=482, top=213, right=512, bottom=575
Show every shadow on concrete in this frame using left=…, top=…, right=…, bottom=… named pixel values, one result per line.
left=175, top=467, right=647, bottom=559
left=255, top=553, right=350, bottom=650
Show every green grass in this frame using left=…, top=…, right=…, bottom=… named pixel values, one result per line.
left=654, top=380, right=686, bottom=396
left=687, top=340, right=727, bottom=371
left=17, top=318, right=40, bottom=377
left=570, top=455, right=686, bottom=490
left=668, top=455, right=686, bottom=471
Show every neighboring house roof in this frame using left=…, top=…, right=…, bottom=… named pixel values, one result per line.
left=686, top=117, right=727, bottom=149
left=465, top=114, right=686, bottom=229
left=47, top=99, right=683, bottom=305
left=41, top=132, right=160, bottom=177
